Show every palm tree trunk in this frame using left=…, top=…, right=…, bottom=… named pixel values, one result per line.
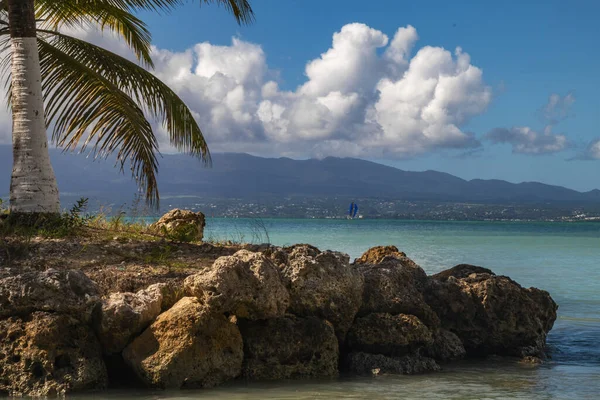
left=7, top=0, right=60, bottom=214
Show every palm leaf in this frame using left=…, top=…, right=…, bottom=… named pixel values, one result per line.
left=197, top=0, right=255, bottom=25
left=36, top=0, right=154, bottom=67
left=37, top=37, right=161, bottom=204
left=39, top=29, right=210, bottom=164
left=36, top=0, right=254, bottom=25
left=0, top=34, right=12, bottom=109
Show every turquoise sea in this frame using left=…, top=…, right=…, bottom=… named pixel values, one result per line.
left=91, top=219, right=600, bottom=399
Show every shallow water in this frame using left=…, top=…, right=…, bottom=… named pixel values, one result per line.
left=94, top=219, right=600, bottom=399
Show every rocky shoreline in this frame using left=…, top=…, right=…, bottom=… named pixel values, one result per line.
left=0, top=243, right=558, bottom=397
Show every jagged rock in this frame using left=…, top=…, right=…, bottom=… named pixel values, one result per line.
left=267, top=244, right=322, bottom=268
left=425, top=329, right=466, bottom=362
left=343, top=352, right=440, bottom=375
left=279, top=244, right=364, bottom=339
left=241, top=243, right=276, bottom=253
left=354, top=245, right=407, bottom=264
left=0, top=268, right=100, bottom=321
left=95, top=283, right=182, bottom=355
left=284, top=243, right=321, bottom=257
left=431, top=264, right=495, bottom=281
left=150, top=209, right=206, bottom=242
left=0, top=312, right=107, bottom=397
left=184, top=250, right=289, bottom=320
left=354, top=256, right=439, bottom=327
left=425, top=268, right=558, bottom=357
left=123, top=297, right=243, bottom=389
left=238, top=316, right=339, bottom=380
left=346, top=313, right=433, bottom=356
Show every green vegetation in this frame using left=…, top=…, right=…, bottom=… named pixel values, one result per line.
left=1, top=198, right=199, bottom=265
left=3, top=197, right=156, bottom=241
left=1, top=197, right=93, bottom=238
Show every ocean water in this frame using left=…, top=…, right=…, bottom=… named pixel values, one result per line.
left=94, top=219, right=600, bottom=399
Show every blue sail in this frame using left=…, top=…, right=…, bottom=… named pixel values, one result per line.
left=348, top=202, right=354, bottom=216
left=353, top=203, right=359, bottom=218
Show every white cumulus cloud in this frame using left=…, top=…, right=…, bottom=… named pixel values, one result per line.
left=248, top=24, right=490, bottom=158
left=300, top=23, right=389, bottom=97
left=486, top=126, right=569, bottom=155
left=0, top=23, right=495, bottom=159
left=486, top=93, right=574, bottom=155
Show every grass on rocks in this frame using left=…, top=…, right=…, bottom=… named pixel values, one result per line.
left=0, top=198, right=245, bottom=295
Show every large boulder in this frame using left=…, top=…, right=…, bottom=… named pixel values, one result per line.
left=278, top=245, right=364, bottom=339
left=0, top=268, right=100, bottom=321
left=346, top=313, right=433, bottom=356
left=238, top=316, right=339, bottom=380
left=354, top=256, right=439, bottom=327
left=184, top=250, right=289, bottom=320
left=95, top=283, right=182, bottom=354
left=343, top=352, right=440, bottom=376
left=431, top=264, right=495, bottom=281
left=150, top=209, right=206, bottom=242
left=354, top=245, right=407, bottom=264
left=425, top=267, right=558, bottom=357
left=123, top=297, right=243, bottom=389
left=0, top=312, right=107, bottom=397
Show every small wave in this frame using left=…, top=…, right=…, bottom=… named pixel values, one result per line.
left=558, top=316, right=600, bottom=323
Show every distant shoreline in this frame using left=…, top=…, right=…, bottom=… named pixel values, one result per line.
left=128, top=215, right=600, bottom=224
left=4, top=192, right=600, bottom=223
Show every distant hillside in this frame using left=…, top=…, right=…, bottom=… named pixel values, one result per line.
left=1, top=146, right=599, bottom=207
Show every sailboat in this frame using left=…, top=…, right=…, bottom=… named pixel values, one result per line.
left=347, top=202, right=359, bottom=219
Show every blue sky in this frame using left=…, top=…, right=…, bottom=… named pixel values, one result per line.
left=134, top=0, right=600, bottom=190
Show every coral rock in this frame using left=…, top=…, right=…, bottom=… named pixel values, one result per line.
left=184, top=250, right=289, bottom=320
left=0, top=312, right=107, bottom=397
left=347, top=313, right=433, bottom=356
left=425, top=268, right=558, bottom=357
left=123, top=297, right=243, bottom=389
left=150, top=209, right=206, bottom=242
left=354, top=245, right=407, bottom=264
left=279, top=244, right=364, bottom=339
left=96, top=283, right=182, bottom=354
left=0, top=268, right=100, bottom=321
left=238, top=316, right=339, bottom=380
left=355, top=256, right=438, bottom=327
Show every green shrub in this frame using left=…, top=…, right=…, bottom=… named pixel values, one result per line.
left=0, top=197, right=92, bottom=238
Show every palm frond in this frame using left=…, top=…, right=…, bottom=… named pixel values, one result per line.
left=0, top=30, right=12, bottom=109
left=199, top=0, right=255, bottom=25
left=36, top=0, right=154, bottom=67
left=37, top=37, right=161, bottom=205
left=36, top=0, right=254, bottom=25
left=112, top=0, right=256, bottom=24
left=40, top=29, right=210, bottom=165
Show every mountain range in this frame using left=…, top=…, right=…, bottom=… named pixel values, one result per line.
left=1, top=146, right=599, bottom=207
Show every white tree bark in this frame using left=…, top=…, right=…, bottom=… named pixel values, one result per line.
left=9, top=37, right=60, bottom=214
